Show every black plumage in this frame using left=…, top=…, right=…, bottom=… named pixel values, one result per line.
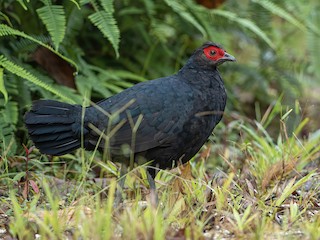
left=25, top=42, right=235, bottom=179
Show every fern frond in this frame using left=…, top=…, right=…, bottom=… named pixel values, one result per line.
left=11, top=38, right=42, bottom=54
left=88, top=0, right=120, bottom=57
left=0, top=55, right=75, bottom=103
left=37, top=1, right=66, bottom=50
left=0, top=24, right=78, bottom=70
left=99, top=0, right=114, bottom=13
left=0, top=68, right=8, bottom=104
left=211, top=9, right=275, bottom=49
left=88, top=4, right=120, bottom=58
left=4, top=73, right=19, bottom=97
left=164, top=0, right=207, bottom=38
left=252, top=0, right=307, bottom=32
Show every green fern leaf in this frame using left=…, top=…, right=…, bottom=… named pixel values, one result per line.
left=211, top=9, right=275, bottom=49
left=0, top=24, right=78, bottom=70
left=99, top=0, right=114, bottom=13
left=0, top=55, right=75, bottom=103
left=88, top=0, right=120, bottom=58
left=0, top=68, right=8, bottom=104
left=37, top=2, right=66, bottom=50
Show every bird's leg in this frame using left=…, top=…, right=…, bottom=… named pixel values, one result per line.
left=146, top=167, right=158, bottom=207
left=114, top=164, right=127, bottom=207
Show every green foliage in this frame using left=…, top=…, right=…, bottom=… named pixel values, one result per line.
left=210, top=9, right=275, bottom=49
left=0, top=0, right=319, bottom=237
left=252, top=0, right=307, bottom=32
left=0, top=100, right=18, bottom=155
left=0, top=68, right=8, bottom=103
left=0, top=55, right=74, bottom=103
left=307, top=6, right=320, bottom=82
left=36, top=1, right=66, bottom=50
left=164, top=0, right=207, bottom=38
left=0, top=24, right=77, bottom=68
left=87, top=0, right=120, bottom=58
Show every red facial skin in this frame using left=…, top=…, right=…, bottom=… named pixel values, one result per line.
left=203, top=46, right=226, bottom=61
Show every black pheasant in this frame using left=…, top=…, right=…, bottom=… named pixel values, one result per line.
left=25, top=42, right=235, bottom=197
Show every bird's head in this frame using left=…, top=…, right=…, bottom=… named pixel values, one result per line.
left=187, top=42, right=236, bottom=69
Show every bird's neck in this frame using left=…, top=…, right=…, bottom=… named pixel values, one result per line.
left=178, top=64, right=223, bottom=88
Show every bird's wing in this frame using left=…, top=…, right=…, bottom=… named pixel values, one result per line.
left=85, top=77, right=192, bottom=153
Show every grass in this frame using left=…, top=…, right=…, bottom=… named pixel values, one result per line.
left=1, top=107, right=320, bottom=239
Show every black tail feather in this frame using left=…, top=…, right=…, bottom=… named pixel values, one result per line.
left=27, top=124, right=72, bottom=135
left=24, top=100, right=82, bottom=156
left=33, top=131, right=75, bottom=143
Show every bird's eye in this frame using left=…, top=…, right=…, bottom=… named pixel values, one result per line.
left=210, top=50, right=216, bottom=56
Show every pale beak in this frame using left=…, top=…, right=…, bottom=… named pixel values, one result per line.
left=221, top=52, right=236, bottom=62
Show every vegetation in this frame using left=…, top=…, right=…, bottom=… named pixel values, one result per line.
left=0, top=0, right=319, bottom=239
